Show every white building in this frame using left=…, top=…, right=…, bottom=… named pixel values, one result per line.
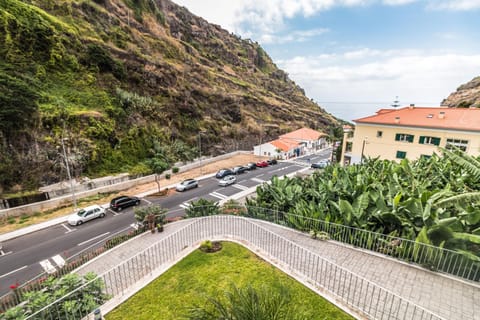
left=253, top=138, right=302, bottom=159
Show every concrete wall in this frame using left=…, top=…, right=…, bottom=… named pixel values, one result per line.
left=0, top=151, right=252, bottom=218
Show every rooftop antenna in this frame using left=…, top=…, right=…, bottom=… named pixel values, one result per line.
left=391, top=96, right=400, bottom=108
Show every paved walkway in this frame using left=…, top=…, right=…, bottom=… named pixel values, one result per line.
left=76, top=218, right=480, bottom=320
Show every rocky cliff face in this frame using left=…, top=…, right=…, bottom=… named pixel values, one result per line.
left=0, top=0, right=339, bottom=192
left=442, top=77, right=480, bottom=108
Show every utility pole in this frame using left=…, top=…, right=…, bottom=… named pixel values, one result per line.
left=61, top=123, right=77, bottom=211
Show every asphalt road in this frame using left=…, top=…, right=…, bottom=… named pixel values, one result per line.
left=0, top=151, right=331, bottom=296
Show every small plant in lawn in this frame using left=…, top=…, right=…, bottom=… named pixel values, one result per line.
left=199, top=240, right=222, bottom=253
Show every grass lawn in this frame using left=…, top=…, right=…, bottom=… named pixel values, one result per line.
left=106, top=242, right=353, bottom=320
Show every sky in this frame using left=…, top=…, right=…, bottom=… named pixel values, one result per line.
left=171, top=0, right=480, bottom=122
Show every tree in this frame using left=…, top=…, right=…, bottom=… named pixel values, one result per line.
left=134, top=205, right=167, bottom=226
left=0, top=272, right=109, bottom=320
left=185, top=198, right=220, bottom=217
left=185, top=284, right=306, bottom=320
left=0, top=72, right=39, bottom=138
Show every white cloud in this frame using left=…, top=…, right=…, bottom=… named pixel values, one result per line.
left=171, top=0, right=244, bottom=31
left=382, top=0, right=417, bottom=5
left=428, top=0, right=480, bottom=10
left=260, top=28, right=329, bottom=44
left=277, top=50, right=480, bottom=120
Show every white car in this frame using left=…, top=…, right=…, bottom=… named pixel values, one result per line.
left=219, top=175, right=236, bottom=187
left=176, top=179, right=199, bottom=192
left=67, top=204, right=106, bottom=226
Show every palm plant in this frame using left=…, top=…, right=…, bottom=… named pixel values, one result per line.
left=184, top=284, right=306, bottom=320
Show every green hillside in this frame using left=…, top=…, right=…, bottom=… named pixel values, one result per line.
left=0, top=0, right=339, bottom=193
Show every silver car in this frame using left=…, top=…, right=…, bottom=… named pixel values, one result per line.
left=219, top=175, right=236, bottom=187
left=67, top=204, right=106, bottom=226
left=176, top=179, right=199, bottom=191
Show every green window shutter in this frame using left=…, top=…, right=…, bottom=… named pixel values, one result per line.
left=396, top=151, right=406, bottom=159
left=433, top=137, right=441, bottom=146
left=419, top=136, right=425, bottom=144
left=407, top=135, right=414, bottom=143
left=395, top=133, right=401, bottom=141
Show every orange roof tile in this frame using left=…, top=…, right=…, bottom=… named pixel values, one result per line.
left=270, top=139, right=300, bottom=152
left=354, top=106, right=480, bottom=132
left=280, top=127, right=325, bottom=141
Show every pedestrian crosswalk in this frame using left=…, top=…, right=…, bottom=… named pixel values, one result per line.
left=251, top=177, right=265, bottom=183
left=210, top=192, right=228, bottom=200
left=231, top=184, right=249, bottom=191
left=40, top=254, right=66, bottom=274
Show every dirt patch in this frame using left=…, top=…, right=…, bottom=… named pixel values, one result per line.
left=0, top=154, right=265, bottom=235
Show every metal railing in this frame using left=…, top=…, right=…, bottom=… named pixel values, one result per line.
left=242, top=206, right=480, bottom=282
left=25, top=216, right=444, bottom=320
left=0, top=227, right=145, bottom=313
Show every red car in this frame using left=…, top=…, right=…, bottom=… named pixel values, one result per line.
left=256, top=160, right=269, bottom=168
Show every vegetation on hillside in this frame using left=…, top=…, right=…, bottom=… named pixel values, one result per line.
left=0, top=0, right=340, bottom=194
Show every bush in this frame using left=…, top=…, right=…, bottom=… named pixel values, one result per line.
left=172, top=166, right=179, bottom=174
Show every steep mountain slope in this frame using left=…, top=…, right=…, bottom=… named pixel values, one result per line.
left=442, top=76, right=480, bottom=108
left=0, top=0, right=339, bottom=193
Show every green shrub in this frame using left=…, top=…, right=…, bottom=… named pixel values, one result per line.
left=172, top=166, right=179, bottom=174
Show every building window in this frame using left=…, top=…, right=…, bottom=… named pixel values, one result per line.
left=376, top=131, right=383, bottom=138
left=396, top=151, right=406, bottom=159
left=419, top=136, right=441, bottom=146
left=395, top=133, right=414, bottom=143
left=421, top=154, right=432, bottom=159
left=446, top=139, right=469, bottom=151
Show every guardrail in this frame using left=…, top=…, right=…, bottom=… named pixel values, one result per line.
left=25, top=216, right=444, bottom=320
left=241, top=206, right=480, bottom=283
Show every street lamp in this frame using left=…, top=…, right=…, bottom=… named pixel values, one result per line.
left=60, top=134, right=77, bottom=211
left=360, top=137, right=368, bottom=164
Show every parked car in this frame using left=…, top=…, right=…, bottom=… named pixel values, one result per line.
left=311, top=159, right=330, bottom=169
left=232, top=166, right=248, bottom=174
left=256, top=160, right=269, bottom=168
left=215, top=168, right=234, bottom=179
left=109, top=195, right=140, bottom=212
left=67, top=204, right=106, bottom=226
left=267, top=159, right=278, bottom=165
left=219, top=175, right=236, bottom=187
left=245, top=162, right=257, bottom=170
left=176, top=179, right=199, bottom=191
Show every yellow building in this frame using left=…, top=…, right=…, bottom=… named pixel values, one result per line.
left=346, top=105, right=480, bottom=164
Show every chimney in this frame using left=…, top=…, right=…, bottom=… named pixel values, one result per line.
left=409, top=103, right=415, bottom=109
left=394, top=116, right=400, bottom=123
left=438, top=111, right=445, bottom=119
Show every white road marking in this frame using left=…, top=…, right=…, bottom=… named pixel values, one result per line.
left=141, top=198, right=152, bottom=204
left=0, top=249, right=11, bottom=256
left=210, top=192, right=227, bottom=200
left=52, top=255, right=66, bottom=268
left=109, top=208, right=121, bottom=216
left=251, top=178, right=265, bottom=183
left=179, top=203, right=190, bottom=209
left=61, top=223, right=74, bottom=233
left=77, top=232, right=110, bottom=247
left=0, top=265, right=27, bottom=279
left=40, top=259, right=57, bottom=274
left=232, top=184, right=249, bottom=191
left=256, top=173, right=264, bottom=177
